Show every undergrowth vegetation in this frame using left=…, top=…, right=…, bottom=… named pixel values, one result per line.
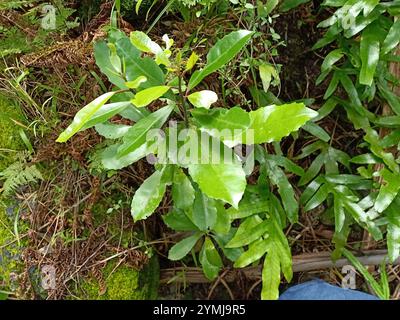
left=0, top=0, right=399, bottom=300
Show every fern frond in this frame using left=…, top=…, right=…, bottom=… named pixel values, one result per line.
left=0, top=159, right=43, bottom=196
left=0, top=0, right=37, bottom=10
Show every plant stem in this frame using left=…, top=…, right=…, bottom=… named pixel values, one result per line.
left=178, top=75, right=189, bottom=128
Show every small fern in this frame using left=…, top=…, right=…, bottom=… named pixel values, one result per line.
left=0, top=0, right=37, bottom=10
left=0, top=158, right=43, bottom=196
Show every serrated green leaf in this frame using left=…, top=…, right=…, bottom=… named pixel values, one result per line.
left=188, top=162, right=246, bottom=208
left=246, top=103, right=318, bottom=144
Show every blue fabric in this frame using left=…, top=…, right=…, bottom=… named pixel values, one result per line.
left=279, top=280, right=379, bottom=300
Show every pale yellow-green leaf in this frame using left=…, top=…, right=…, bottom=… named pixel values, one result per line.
left=185, top=52, right=199, bottom=71
left=130, top=31, right=163, bottom=55
left=125, top=76, right=147, bottom=89
left=56, top=92, right=115, bottom=143
left=131, top=86, right=170, bottom=108
left=188, top=90, right=218, bottom=109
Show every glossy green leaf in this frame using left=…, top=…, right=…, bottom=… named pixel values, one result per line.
left=382, top=20, right=400, bottom=55
left=374, top=169, right=400, bottom=213
left=168, top=232, right=203, bottom=261
left=387, top=222, right=400, bottom=263
left=246, top=103, right=318, bottom=144
left=261, top=249, right=280, bottom=300
left=95, top=123, right=131, bottom=139
left=200, top=237, right=223, bottom=280
left=259, top=63, right=279, bottom=92
left=101, top=143, right=149, bottom=170
left=188, top=30, right=254, bottom=90
left=360, top=24, right=380, bottom=86
left=321, top=49, right=344, bottom=72
left=191, top=107, right=250, bottom=131
left=185, top=52, right=199, bottom=71
left=117, top=37, right=165, bottom=88
left=172, top=168, right=195, bottom=209
left=130, top=31, right=163, bottom=54
left=302, top=122, right=331, bottom=142
left=131, top=86, right=170, bottom=108
left=192, top=189, right=218, bottom=231
left=264, top=162, right=298, bottom=223
left=261, top=218, right=292, bottom=300
left=57, top=92, right=115, bottom=143
left=118, top=105, right=173, bottom=157
left=131, top=166, right=172, bottom=221
left=125, top=76, right=148, bottom=89
left=80, top=101, right=132, bottom=131
left=234, top=238, right=269, bottom=268
left=188, top=162, right=246, bottom=208
left=298, top=153, right=326, bottom=186
left=226, top=219, right=269, bottom=248
left=163, top=209, right=199, bottom=231
left=227, top=195, right=269, bottom=220
left=213, top=202, right=231, bottom=235
left=94, top=41, right=127, bottom=89
left=304, top=184, right=329, bottom=212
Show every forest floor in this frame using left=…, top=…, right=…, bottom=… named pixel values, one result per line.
left=0, top=0, right=399, bottom=300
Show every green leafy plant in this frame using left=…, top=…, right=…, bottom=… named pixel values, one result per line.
left=306, top=0, right=400, bottom=264
left=56, top=27, right=318, bottom=299
left=343, top=249, right=390, bottom=300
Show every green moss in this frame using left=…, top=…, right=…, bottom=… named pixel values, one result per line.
left=74, top=191, right=159, bottom=300
left=0, top=96, right=25, bottom=172
left=77, top=256, right=159, bottom=300
left=0, top=198, right=28, bottom=294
